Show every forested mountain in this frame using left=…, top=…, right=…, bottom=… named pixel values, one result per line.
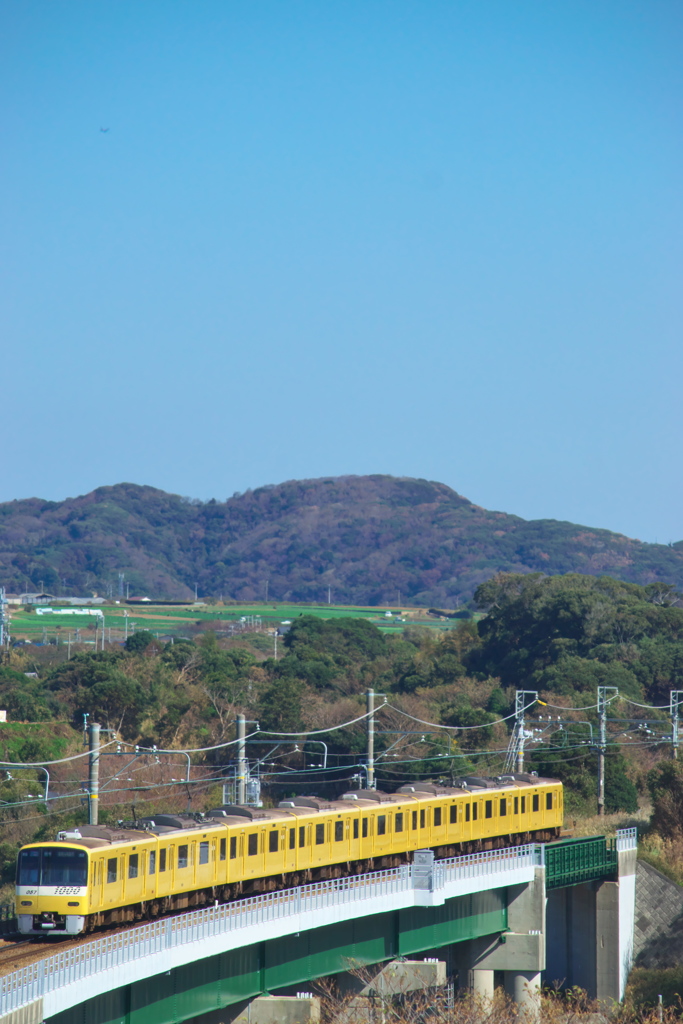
left=1, top=475, right=682, bottom=606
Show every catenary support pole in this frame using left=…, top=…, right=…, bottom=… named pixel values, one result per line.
left=237, top=714, right=247, bottom=804
left=88, top=722, right=100, bottom=825
left=671, top=692, right=683, bottom=760
left=367, top=689, right=375, bottom=790
left=597, top=687, right=618, bottom=815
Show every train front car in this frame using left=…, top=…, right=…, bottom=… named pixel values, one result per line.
left=16, top=840, right=90, bottom=935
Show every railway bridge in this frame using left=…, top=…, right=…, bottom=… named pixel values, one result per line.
left=0, top=829, right=637, bottom=1024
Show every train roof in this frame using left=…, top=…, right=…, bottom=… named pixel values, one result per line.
left=34, top=774, right=560, bottom=848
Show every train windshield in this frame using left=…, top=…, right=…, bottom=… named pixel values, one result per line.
left=17, top=848, right=87, bottom=887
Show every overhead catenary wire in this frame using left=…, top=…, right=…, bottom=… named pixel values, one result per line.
left=383, top=702, right=534, bottom=730
left=621, top=697, right=672, bottom=711
left=0, top=740, right=118, bottom=768
left=127, top=708, right=380, bottom=759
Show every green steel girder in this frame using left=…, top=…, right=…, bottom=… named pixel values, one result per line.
left=47, top=890, right=506, bottom=1024
left=545, top=836, right=618, bottom=890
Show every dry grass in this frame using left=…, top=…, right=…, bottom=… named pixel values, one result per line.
left=565, top=803, right=651, bottom=840
left=316, top=977, right=682, bottom=1023
left=638, top=832, right=683, bottom=886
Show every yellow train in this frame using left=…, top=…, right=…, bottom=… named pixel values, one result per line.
left=16, top=773, right=562, bottom=936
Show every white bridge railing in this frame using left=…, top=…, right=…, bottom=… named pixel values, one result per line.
left=616, top=827, right=638, bottom=852
left=1, top=833, right=635, bottom=1016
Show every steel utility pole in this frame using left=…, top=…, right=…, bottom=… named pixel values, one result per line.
left=671, top=691, right=683, bottom=760
left=505, top=691, right=538, bottom=774
left=0, top=588, right=8, bottom=650
left=597, top=686, right=618, bottom=816
left=366, top=689, right=387, bottom=790
left=236, top=715, right=247, bottom=804
left=367, top=689, right=375, bottom=789
left=88, top=722, right=100, bottom=825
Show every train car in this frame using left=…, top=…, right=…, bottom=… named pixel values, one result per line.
left=15, top=773, right=562, bottom=936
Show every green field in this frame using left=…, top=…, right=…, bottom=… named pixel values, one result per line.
left=7, top=601, right=452, bottom=643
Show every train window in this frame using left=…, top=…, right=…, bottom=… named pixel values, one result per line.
left=420, top=809, right=426, bottom=829
left=465, top=804, right=470, bottom=822
left=289, top=828, right=296, bottom=850
left=514, top=797, right=519, bottom=814
left=521, top=796, right=526, bottom=813
left=128, top=854, right=139, bottom=879
left=16, top=850, right=41, bottom=886
left=230, top=837, right=237, bottom=860
left=412, top=810, right=418, bottom=830
left=107, top=858, right=117, bottom=884
left=395, top=812, right=403, bottom=833
left=546, top=793, right=553, bottom=810
left=178, top=845, right=189, bottom=869
left=38, top=849, right=88, bottom=887
left=269, top=831, right=279, bottom=853
left=472, top=803, right=478, bottom=821
left=149, top=851, right=156, bottom=875
left=362, top=817, right=368, bottom=838
left=450, top=805, right=457, bottom=824
left=220, top=838, right=226, bottom=861
left=199, top=842, right=210, bottom=865
left=159, top=849, right=167, bottom=872
left=485, top=801, right=492, bottom=819
left=335, top=821, right=344, bottom=842
left=353, top=819, right=359, bottom=839
left=315, top=824, right=325, bottom=845
left=299, top=826, right=306, bottom=848
left=248, top=834, right=258, bottom=857
left=377, top=815, right=386, bottom=836
left=434, top=807, right=442, bottom=827
left=500, top=798, right=507, bottom=817
left=532, top=795, right=539, bottom=813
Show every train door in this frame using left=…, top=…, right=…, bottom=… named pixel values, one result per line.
left=91, top=857, right=104, bottom=911
left=124, top=847, right=145, bottom=906
left=167, top=845, right=175, bottom=893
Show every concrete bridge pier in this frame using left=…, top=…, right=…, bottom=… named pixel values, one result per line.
left=467, top=967, right=494, bottom=1002
left=458, top=866, right=545, bottom=1020
left=504, top=970, right=542, bottom=1019
left=545, top=841, right=636, bottom=1004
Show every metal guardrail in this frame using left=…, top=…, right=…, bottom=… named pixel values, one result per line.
left=0, top=843, right=539, bottom=1015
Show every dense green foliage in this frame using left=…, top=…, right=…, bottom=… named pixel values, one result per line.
left=473, top=573, right=683, bottom=702
left=3, top=571, right=681, bottom=837
left=648, top=760, right=683, bottom=839
left=1, top=476, right=683, bottom=605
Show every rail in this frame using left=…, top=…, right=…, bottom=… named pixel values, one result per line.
left=1, top=843, right=538, bottom=1014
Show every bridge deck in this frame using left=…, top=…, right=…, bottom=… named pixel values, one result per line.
left=0, top=831, right=637, bottom=1024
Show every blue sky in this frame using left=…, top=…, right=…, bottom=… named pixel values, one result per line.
left=2, top=1, right=681, bottom=542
